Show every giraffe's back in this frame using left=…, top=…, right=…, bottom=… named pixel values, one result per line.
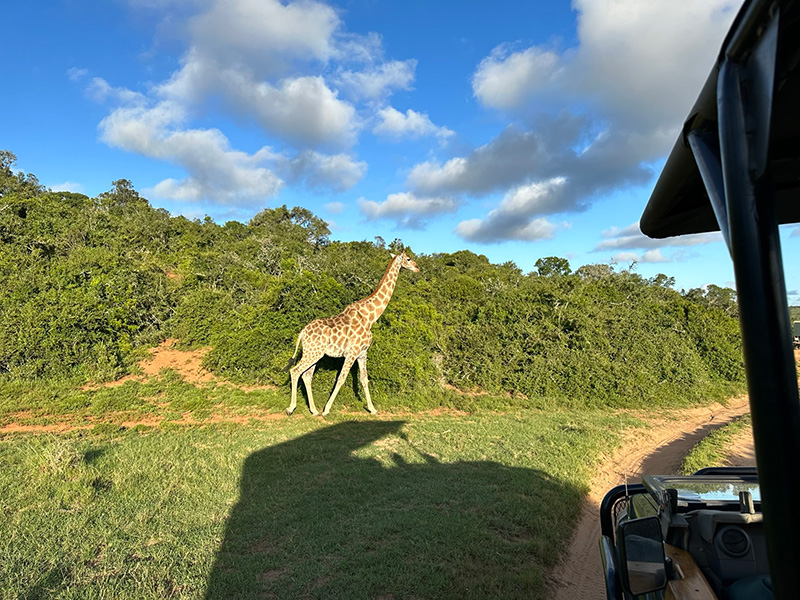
left=301, top=308, right=371, bottom=358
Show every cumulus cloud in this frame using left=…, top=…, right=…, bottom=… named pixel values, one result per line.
left=472, top=45, right=560, bottom=110
left=84, top=0, right=427, bottom=207
left=454, top=178, right=565, bottom=242
left=87, top=77, right=147, bottom=106
left=611, top=249, right=668, bottom=264
left=410, top=117, right=651, bottom=211
left=99, top=99, right=364, bottom=206
left=359, top=192, right=457, bottom=228
left=274, top=149, right=367, bottom=191
left=49, top=181, right=86, bottom=194
left=100, top=103, right=285, bottom=205
left=791, top=227, right=800, bottom=237
left=373, top=106, right=454, bottom=140
left=335, top=60, right=417, bottom=101
left=420, top=0, right=740, bottom=243
left=325, top=201, right=345, bottom=214
left=595, top=222, right=722, bottom=251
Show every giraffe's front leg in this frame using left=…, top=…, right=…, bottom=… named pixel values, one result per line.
left=322, top=354, right=357, bottom=416
left=357, top=354, right=377, bottom=414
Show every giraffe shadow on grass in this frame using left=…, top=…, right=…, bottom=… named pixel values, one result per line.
left=204, top=421, right=581, bottom=600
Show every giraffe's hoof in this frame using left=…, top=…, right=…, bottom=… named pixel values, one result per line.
left=366, top=407, right=378, bottom=415
left=310, top=409, right=319, bottom=416
left=321, top=410, right=330, bottom=417
left=286, top=407, right=295, bottom=416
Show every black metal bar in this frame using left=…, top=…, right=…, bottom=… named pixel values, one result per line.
left=717, top=8, right=800, bottom=597
left=599, top=535, right=622, bottom=600
left=686, top=128, right=730, bottom=251
left=599, top=483, right=645, bottom=539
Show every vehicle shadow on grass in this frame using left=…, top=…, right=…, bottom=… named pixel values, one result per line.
left=204, top=420, right=581, bottom=600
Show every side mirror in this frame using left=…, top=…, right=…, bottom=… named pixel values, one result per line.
left=617, top=516, right=668, bottom=596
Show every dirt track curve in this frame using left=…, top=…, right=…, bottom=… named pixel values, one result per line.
left=548, top=395, right=753, bottom=599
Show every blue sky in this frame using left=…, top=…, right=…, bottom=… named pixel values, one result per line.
left=3, top=0, right=798, bottom=301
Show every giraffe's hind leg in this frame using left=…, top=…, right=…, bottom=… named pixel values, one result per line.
left=357, top=355, right=377, bottom=414
left=322, top=354, right=357, bottom=416
left=287, top=351, right=324, bottom=415
left=301, top=365, right=318, bottom=415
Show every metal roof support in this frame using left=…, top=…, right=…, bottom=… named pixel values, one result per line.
left=717, top=6, right=800, bottom=598
left=686, top=128, right=730, bottom=251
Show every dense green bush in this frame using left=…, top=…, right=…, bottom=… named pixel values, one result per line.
left=0, top=152, right=746, bottom=407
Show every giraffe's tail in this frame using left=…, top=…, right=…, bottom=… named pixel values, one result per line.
left=281, top=330, right=304, bottom=372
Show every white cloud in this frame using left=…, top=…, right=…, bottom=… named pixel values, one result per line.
left=595, top=222, right=722, bottom=251
left=49, top=181, right=86, bottom=194
left=373, top=106, right=454, bottom=140
left=158, top=57, right=358, bottom=149
left=325, top=201, right=345, bottom=214
left=454, top=177, right=566, bottom=242
left=87, top=77, right=147, bottom=106
left=791, top=226, right=800, bottom=237
left=359, top=192, right=457, bottom=228
left=274, top=149, right=366, bottom=191
left=186, top=0, right=341, bottom=77
left=457, top=216, right=557, bottom=242
left=99, top=100, right=364, bottom=205
left=472, top=45, right=560, bottom=110
left=87, top=0, right=422, bottom=207
left=409, top=0, right=741, bottom=243
left=336, top=60, right=417, bottom=101
left=67, top=67, right=88, bottom=81
left=611, top=249, right=668, bottom=264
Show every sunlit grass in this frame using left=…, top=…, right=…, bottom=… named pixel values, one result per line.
left=680, top=414, right=752, bottom=475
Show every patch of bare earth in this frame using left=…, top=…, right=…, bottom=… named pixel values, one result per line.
left=1, top=338, right=473, bottom=433
left=548, top=395, right=752, bottom=599
left=82, top=338, right=277, bottom=391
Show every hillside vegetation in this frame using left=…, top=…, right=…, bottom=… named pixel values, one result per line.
left=0, top=151, right=745, bottom=410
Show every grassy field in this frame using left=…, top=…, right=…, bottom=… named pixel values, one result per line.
left=0, top=393, right=639, bottom=600
left=680, top=414, right=752, bottom=475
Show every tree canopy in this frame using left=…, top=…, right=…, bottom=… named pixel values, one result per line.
left=0, top=153, right=745, bottom=409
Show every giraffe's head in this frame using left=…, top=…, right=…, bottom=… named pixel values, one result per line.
left=394, top=251, right=420, bottom=273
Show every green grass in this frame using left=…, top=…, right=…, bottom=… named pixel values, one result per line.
left=680, top=414, right=752, bottom=475
left=0, top=409, right=636, bottom=599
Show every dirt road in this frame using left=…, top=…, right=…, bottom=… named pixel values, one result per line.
left=548, top=395, right=753, bottom=599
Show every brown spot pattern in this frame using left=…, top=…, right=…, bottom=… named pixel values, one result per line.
left=285, top=252, right=419, bottom=415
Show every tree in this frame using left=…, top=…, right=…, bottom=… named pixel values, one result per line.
left=250, top=205, right=330, bottom=249
left=650, top=273, right=676, bottom=288
left=535, top=256, right=571, bottom=277
left=97, top=179, right=149, bottom=214
left=0, top=150, right=45, bottom=199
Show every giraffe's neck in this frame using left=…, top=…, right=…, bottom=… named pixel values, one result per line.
left=357, top=257, right=402, bottom=325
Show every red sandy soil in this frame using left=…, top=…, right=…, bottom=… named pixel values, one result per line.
left=82, top=338, right=277, bottom=390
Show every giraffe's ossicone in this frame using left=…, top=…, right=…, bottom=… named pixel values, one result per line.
left=284, top=251, right=419, bottom=416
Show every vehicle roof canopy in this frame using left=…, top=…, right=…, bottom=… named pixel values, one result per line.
left=640, top=0, right=800, bottom=238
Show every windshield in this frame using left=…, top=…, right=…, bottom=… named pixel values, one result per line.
left=643, top=475, right=761, bottom=505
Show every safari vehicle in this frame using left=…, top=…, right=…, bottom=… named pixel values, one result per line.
left=599, top=0, right=800, bottom=598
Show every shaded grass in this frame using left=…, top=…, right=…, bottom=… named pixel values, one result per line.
left=680, top=414, right=752, bottom=475
left=0, top=409, right=636, bottom=599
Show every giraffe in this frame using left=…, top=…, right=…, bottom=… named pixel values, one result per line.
left=283, top=251, right=419, bottom=416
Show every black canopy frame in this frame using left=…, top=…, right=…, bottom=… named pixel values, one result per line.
left=640, top=1, right=800, bottom=597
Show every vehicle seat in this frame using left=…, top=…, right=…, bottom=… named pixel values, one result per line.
left=725, top=575, right=772, bottom=600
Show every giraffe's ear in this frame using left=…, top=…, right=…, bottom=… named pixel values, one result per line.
left=390, top=253, right=396, bottom=258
